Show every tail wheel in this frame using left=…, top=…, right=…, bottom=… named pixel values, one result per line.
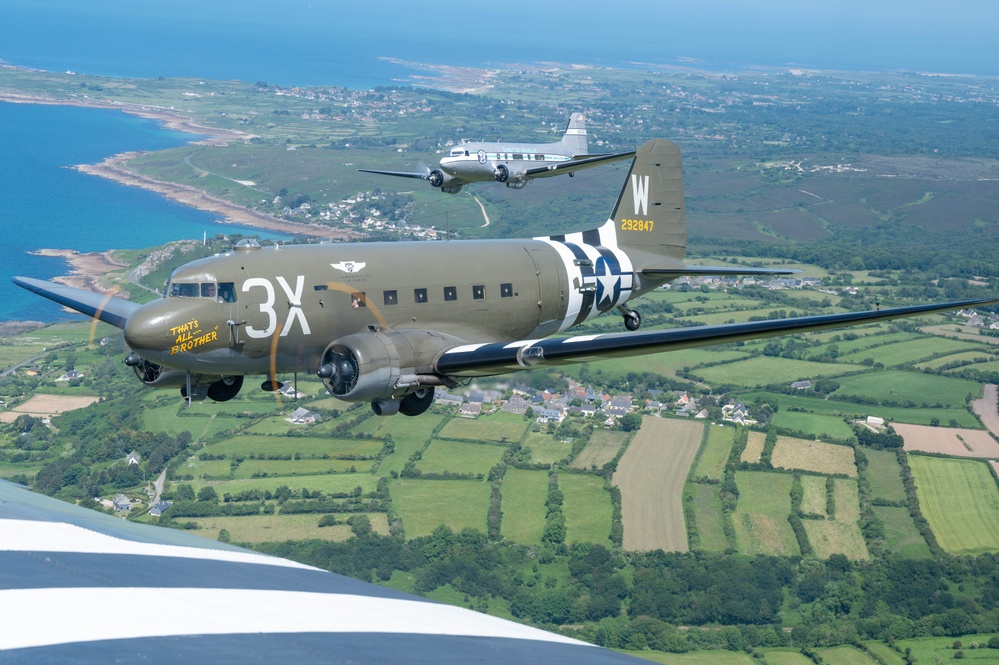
left=399, top=387, right=434, bottom=417
left=207, top=375, right=244, bottom=402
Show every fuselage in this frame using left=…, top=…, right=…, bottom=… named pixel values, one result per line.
left=438, top=140, right=575, bottom=182
left=123, top=231, right=659, bottom=377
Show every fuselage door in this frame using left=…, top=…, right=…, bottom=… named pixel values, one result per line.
left=526, top=247, right=567, bottom=337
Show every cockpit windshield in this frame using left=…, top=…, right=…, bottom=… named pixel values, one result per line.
left=168, top=281, right=236, bottom=303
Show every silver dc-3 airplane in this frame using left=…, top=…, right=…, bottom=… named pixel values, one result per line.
left=14, top=139, right=998, bottom=417
left=358, top=113, right=635, bottom=194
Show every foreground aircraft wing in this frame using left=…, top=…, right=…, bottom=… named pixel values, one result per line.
left=524, top=150, right=636, bottom=178
left=11, top=276, right=140, bottom=329
left=0, top=480, right=645, bottom=663
left=356, top=168, right=432, bottom=181
left=435, top=298, right=999, bottom=377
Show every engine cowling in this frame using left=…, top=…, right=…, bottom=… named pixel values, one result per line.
left=129, top=357, right=188, bottom=388
left=317, top=330, right=460, bottom=403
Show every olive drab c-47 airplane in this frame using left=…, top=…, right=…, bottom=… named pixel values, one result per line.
left=14, top=139, right=999, bottom=418
left=357, top=113, right=635, bottom=194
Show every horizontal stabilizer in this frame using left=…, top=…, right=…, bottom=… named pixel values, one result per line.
left=11, top=276, right=141, bottom=329
left=643, top=266, right=801, bottom=277
left=435, top=298, right=999, bottom=377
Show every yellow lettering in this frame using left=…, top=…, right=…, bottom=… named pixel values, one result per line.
left=620, top=219, right=654, bottom=232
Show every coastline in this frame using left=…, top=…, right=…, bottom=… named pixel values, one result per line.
left=2, top=89, right=362, bottom=289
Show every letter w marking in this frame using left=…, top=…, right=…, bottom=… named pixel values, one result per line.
left=631, top=175, right=649, bottom=217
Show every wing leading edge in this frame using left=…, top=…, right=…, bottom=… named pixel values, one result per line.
left=11, top=276, right=141, bottom=329
left=435, top=298, right=999, bottom=377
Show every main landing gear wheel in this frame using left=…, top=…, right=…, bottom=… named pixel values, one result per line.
left=207, top=375, right=243, bottom=402
left=399, top=387, right=435, bottom=417
left=619, top=306, right=641, bottom=331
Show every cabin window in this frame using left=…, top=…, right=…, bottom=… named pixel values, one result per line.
left=384, top=290, right=398, bottom=306
left=414, top=288, right=428, bottom=303
left=472, top=285, right=485, bottom=300
left=201, top=283, right=216, bottom=298
left=314, top=284, right=328, bottom=291
left=443, top=286, right=457, bottom=302
left=218, top=283, right=237, bottom=303
left=500, top=283, right=514, bottom=298
left=351, top=292, right=366, bottom=308
left=169, top=282, right=199, bottom=298
left=513, top=153, right=523, bottom=160
left=535, top=154, right=545, bottom=161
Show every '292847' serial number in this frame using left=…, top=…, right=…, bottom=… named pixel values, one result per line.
left=620, top=219, right=654, bottom=232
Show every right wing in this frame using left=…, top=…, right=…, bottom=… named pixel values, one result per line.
left=435, top=298, right=999, bottom=377
left=11, top=276, right=141, bottom=329
left=356, top=168, right=431, bottom=180
left=524, top=150, right=636, bottom=178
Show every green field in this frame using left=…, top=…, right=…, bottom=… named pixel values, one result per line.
left=760, top=649, right=814, bottom=665
left=770, top=411, right=855, bottom=440
left=898, top=635, right=999, bottom=664
left=567, top=348, right=751, bottom=382
left=691, top=425, right=732, bottom=481
left=873, top=506, right=932, bottom=558
left=233, top=458, right=372, bottom=478
left=814, top=645, right=879, bottom=665
left=916, top=350, right=996, bottom=370
left=690, top=483, right=728, bottom=551
left=202, top=435, right=380, bottom=458
left=367, top=414, right=444, bottom=477
left=500, top=469, right=548, bottom=544
left=391, top=479, right=491, bottom=538
left=522, top=431, right=574, bottom=465
left=418, top=439, right=506, bottom=476
left=437, top=411, right=528, bottom=443
left=733, top=471, right=798, bottom=556
left=800, top=475, right=828, bottom=517
left=864, top=448, right=907, bottom=504
left=190, top=512, right=389, bottom=543
left=771, top=438, right=856, bottom=477
left=837, top=336, right=983, bottom=366
left=186, top=473, right=379, bottom=497
left=737, top=390, right=983, bottom=428
left=909, top=455, right=999, bottom=554
left=560, top=473, right=613, bottom=545
left=833, top=371, right=981, bottom=409
left=619, top=649, right=757, bottom=664
left=693, top=357, right=858, bottom=387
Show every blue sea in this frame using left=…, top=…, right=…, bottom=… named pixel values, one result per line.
left=0, top=102, right=278, bottom=323
left=2, top=0, right=997, bottom=323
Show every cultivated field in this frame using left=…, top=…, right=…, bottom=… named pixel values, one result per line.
left=437, top=411, right=527, bottom=443
left=0, top=393, right=100, bottom=422
left=909, top=455, right=999, bottom=554
left=571, top=430, right=628, bottom=470
left=771, top=437, right=857, bottom=477
left=614, top=417, right=703, bottom=552
left=191, top=512, right=389, bottom=543
left=418, top=440, right=505, bottom=476
left=864, top=448, right=907, bottom=503
left=692, top=357, right=857, bottom=387
left=971, top=384, right=999, bottom=438
left=800, top=476, right=828, bottom=517
left=741, top=431, right=766, bottom=464
left=770, top=411, right=855, bottom=440
left=521, top=431, right=574, bottom=465
left=895, top=423, right=999, bottom=458
left=874, top=506, right=932, bottom=558
left=833, top=371, right=980, bottom=409
left=691, top=483, right=728, bottom=552
left=802, top=518, right=870, bottom=560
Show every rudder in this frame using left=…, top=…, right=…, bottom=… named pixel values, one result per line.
left=560, top=113, right=588, bottom=157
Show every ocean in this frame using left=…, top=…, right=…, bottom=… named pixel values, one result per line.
left=0, top=102, right=278, bottom=323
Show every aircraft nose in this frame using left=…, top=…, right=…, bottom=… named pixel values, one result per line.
left=124, top=303, right=171, bottom=354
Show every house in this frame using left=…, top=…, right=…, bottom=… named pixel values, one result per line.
left=535, top=407, right=564, bottom=424
left=56, top=369, right=84, bottom=382
left=434, top=391, right=464, bottom=407
left=460, top=402, right=482, bottom=418
left=112, top=494, right=131, bottom=512
left=126, top=451, right=141, bottom=466
left=501, top=395, right=529, bottom=415
left=279, top=384, right=308, bottom=399
left=866, top=416, right=885, bottom=429
left=791, top=380, right=812, bottom=390
left=289, top=407, right=321, bottom=424
left=149, top=501, right=173, bottom=517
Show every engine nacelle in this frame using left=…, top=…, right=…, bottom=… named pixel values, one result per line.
left=317, top=329, right=460, bottom=403
left=130, top=358, right=189, bottom=389
left=494, top=163, right=526, bottom=184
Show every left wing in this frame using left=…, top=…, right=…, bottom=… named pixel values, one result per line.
left=435, top=298, right=999, bottom=377
left=524, top=150, right=636, bottom=178
left=356, top=168, right=432, bottom=181
left=12, top=276, right=140, bottom=329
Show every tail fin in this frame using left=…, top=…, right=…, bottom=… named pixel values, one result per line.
left=559, top=113, right=588, bottom=157
left=608, top=139, right=686, bottom=268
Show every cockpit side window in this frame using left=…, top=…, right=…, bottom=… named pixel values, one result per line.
left=169, top=282, right=199, bottom=298
left=201, top=283, right=216, bottom=298
left=450, top=148, right=463, bottom=157
left=218, top=283, right=236, bottom=303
